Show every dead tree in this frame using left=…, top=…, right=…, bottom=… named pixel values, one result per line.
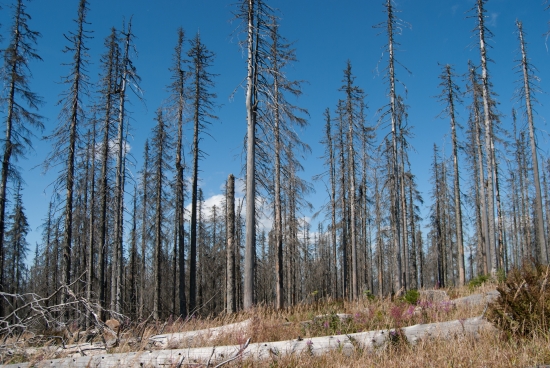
left=437, top=64, right=465, bottom=286
left=188, top=32, right=217, bottom=313
left=226, top=174, right=236, bottom=314
left=0, top=0, right=44, bottom=317
left=515, top=20, right=547, bottom=263
left=166, top=28, right=188, bottom=318
left=96, top=28, right=119, bottom=320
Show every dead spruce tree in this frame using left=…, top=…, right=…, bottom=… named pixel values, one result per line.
left=188, top=32, right=217, bottom=313
left=150, top=109, right=172, bottom=320
left=138, top=140, right=152, bottom=318
left=234, top=0, right=273, bottom=309
left=466, top=61, right=490, bottom=275
left=165, top=28, right=188, bottom=318
left=515, top=20, right=547, bottom=264
left=43, top=0, right=90, bottom=312
left=338, top=61, right=364, bottom=299
left=226, top=174, right=236, bottom=314
left=0, top=0, right=43, bottom=317
left=111, top=19, right=141, bottom=315
left=316, top=109, right=339, bottom=298
left=374, top=0, right=411, bottom=293
left=96, top=28, right=120, bottom=319
left=436, top=64, right=465, bottom=286
left=472, top=0, right=499, bottom=274
left=265, top=16, right=308, bottom=309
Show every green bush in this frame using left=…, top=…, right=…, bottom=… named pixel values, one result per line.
left=402, top=289, right=419, bottom=305
left=468, top=274, right=490, bottom=291
left=486, top=263, right=550, bottom=338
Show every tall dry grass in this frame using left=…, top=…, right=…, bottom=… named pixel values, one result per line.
left=4, top=277, right=549, bottom=367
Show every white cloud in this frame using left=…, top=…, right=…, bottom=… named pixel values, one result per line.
left=487, top=12, right=498, bottom=27
left=451, top=4, right=459, bottom=16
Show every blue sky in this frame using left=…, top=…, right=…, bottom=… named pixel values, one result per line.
left=2, top=0, right=550, bottom=251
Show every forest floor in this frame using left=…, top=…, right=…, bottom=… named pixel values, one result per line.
left=2, top=280, right=550, bottom=367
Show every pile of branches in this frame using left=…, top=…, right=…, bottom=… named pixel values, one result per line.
left=0, top=276, right=123, bottom=358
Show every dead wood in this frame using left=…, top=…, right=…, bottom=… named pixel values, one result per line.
left=4, top=316, right=493, bottom=367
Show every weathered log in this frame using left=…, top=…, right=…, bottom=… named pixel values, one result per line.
left=451, top=290, right=499, bottom=306
left=148, top=318, right=252, bottom=349
left=4, top=316, right=493, bottom=367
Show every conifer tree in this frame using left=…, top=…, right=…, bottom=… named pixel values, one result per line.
left=437, top=64, right=465, bottom=286
left=150, top=110, right=172, bottom=319
left=515, top=20, right=547, bottom=263
left=188, top=32, right=217, bottom=313
left=43, top=0, right=91, bottom=308
left=0, top=0, right=43, bottom=316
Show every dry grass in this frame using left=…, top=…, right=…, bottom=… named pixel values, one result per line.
left=5, top=280, right=547, bottom=367
left=233, top=330, right=550, bottom=367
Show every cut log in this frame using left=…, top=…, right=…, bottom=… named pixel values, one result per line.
left=4, top=316, right=493, bottom=367
left=419, top=290, right=449, bottom=303
left=451, top=290, right=499, bottom=306
left=148, top=318, right=252, bottom=349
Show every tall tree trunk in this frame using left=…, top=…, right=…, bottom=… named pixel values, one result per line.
left=338, top=110, right=348, bottom=299
left=111, top=22, right=133, bottom=315
left=86, top=123, right=96, bottom=326
left=517, top=21, right=547, bottom=264
left=442, top=65, right=465, bottom=286
left=273, top=50, right=284, bottom=310
left=129, top=186, right=138, bottom=317
left=226, top=174, right=236, bottom=314
left=244, top=0, right=257, bottom=310
left=477, top=0, right=497, bottom=275
left=386, top=0, right=403, bottom=292
left=98, top=28, right=118, bottom=321
left=170, top=28, right=187, bottom=318
left=469, top=63, right=489, bottom=275
left=139, top=141, right=150, bottom=319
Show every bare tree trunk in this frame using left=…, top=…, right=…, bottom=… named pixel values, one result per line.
left=86, top=123, right=96, bottom=326
left=98, top=28, right=118, bottom=321
left=519, top=132, right=532, bottom=260
left=226, top=175, right=236, bottom=314
left=433, top=145, right=444, bottom=288
left=337, top=110, right=348, bottom=299
left=346, top=98, right=358, bottom=300
left=517, top=21, right=547, bottom=264
left=111, top=22, right=133, bottom=315
left=272, top=51, right=284, bottom=310
left=153, top=111, right=167, bottom=320
left=399, top=147, right=409, bottom=291
left=244, top=0, right=257, bottom=310
left=468, top=63, right=489, bottom=275
left=442, top=65, right=465, bottom=286
left=374, top=170, right=384, bottom=297
left=129, top=186, right=138, bottom=318
left=139, top=141, right=150, bottom=319
left=386, top=0, right=403, bottom=292
left=408, top=174, right=417, bottom=289
left=477, top=0, right=497, bottom=275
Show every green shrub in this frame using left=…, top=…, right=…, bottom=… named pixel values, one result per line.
left=468, top=274, right=490, bottom=291
left=486, top=263, right=550, bottom=338
left=402, top=289, right=419, bottom=305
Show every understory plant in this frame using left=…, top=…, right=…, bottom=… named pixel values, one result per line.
left=486, top=263, right=550, bottom=339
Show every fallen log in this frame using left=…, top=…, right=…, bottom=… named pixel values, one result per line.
left=3, top=316, right=493, bottom=367
left=451, top=290, right=499, bottom=306
left=148, top=318, right=252, bottom=349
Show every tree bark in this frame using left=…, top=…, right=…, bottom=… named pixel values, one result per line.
left=244, top=0, right=257, bottom=310
left=517, top=21, right=547, bottom=264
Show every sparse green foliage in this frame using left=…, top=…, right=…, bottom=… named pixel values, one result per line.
left=402, top=289, right=419, bottom=305
left=468, top=274, right=490, bottom=291
left=487, top=263, right=550, bottom=338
